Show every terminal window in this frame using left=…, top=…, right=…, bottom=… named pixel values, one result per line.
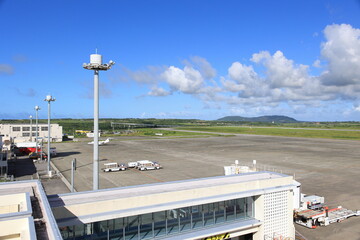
left=22, top=127, right=30, bottom=131
left=22, top=133, right=30, bottom=137
left=12, top=127, right=20, bottom=131
left=41, top=127, right=48, bottom=131
left=59, top=196, right=255, bottom=240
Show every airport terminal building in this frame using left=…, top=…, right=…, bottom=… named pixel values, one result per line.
left=0, top=123, right=63, bottom=143
left=0, top=171, right=299, bottom=240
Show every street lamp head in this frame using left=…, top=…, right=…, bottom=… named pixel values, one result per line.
left=44, top=95, right=55, bottom=102
left=29, top=115, right=33, bottom=119
left=35, top=105, right=41, bottom=111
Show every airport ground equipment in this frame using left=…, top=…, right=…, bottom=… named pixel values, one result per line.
left=138, top=161, right=162, bottom=171
left=127, top=161, right=138, bottom=168
left=294, top=194, right=360, bottom=228
left=127, top=160, right=162, bottom=170
left=128, top=160, right=155, bottom=168
left=103, top=163, right=127, bottom=172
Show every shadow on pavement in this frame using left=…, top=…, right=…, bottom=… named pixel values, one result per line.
left=57, top=151, right=81, bottom=157
left=8, top=157, right=37, bottom=178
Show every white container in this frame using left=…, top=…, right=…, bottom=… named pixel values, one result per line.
left=90, top=54, right=102, bottom=64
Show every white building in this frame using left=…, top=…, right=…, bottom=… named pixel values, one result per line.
left=0, top=171, right=300, bottom=240
left=0, top=123, right=63, bottom=143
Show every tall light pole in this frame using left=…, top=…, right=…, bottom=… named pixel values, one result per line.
left=29, top=115, right=33, bottom=142
left=34, top=106, right=40, bottom=153
left=44, top=95, right=55, bottom=175
left=83, top=53, right=115, bottom=190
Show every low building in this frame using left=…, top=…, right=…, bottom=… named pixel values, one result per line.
left=0, top=123, right=63, bottom=143
left=0, top=171, right=300, bottom=240
left=0, top=180, right=62, bottom=240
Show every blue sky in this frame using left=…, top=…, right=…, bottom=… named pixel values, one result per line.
left=1, top=0, right=360, bottom=121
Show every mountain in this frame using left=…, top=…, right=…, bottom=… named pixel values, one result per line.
left=217, top=115, right=299, bottom=123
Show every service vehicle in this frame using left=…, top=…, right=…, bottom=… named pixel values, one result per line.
left=103, top=163, right=127, bottom=172
left=135, top=160, right=154, bottom=169
left=127, top=162, right=138, bottom=168
left=138, top=162, right=162, bottom=171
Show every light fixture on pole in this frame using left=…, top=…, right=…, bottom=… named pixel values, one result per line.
left=34, top=106, right=40, bottom=153
left=44, top=95, right=55, bottom=176
left=29, top=115, right=33, bottom=142
left=83, top=53, right=115, bottom=190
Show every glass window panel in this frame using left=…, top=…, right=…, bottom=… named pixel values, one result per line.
left=32, top=127, right=37, bottom=131
left=246, top=197, right=254, bottom=218
left=125, top=216, right=139, bottom=240
left=73, top=224, right=86, bottom=238
left=111, top=218, right=124, bottom=239
left=140, top=213, right=153, bottom=239
left=214, top=201, right=225, bottom=224
left=22, top=127, right=30, bottom=131
left=12, top=127, right=20, bottom=131
left=41, top=126, right=49, bottom=131
left=203, top=203, right=214, bottom=226
left=93, top=220, right=109, bottom=236
left=191, top=205, right=203, bottom=229
left=225, top=200, right=235, bottom=221
left=83, top=223, right=93, bottom=237
left=166, top=209, right=179, bottom=235
left=59, top=225, right=74, bottom=239
left=179, top=207, right=191, bottom=232
left=153, top=211, right=166, bottom=237
left=22, top=133, right=30, bottom=137
left=236, top=198, right=246, bottom=219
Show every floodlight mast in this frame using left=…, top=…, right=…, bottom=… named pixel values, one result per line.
left=34, top=106, right=41, bottom=153
left=29, top=115, right=33, bottom=141
left=44, top=95, right=55, bottom=176
left=83, top=53, right=115, bottom=190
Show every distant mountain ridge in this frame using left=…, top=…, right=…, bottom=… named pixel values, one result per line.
left=217, top=115, right=299, bottom=123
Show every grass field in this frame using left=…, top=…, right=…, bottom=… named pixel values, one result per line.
left=103, top=128, right=222, bottom=137
left=177, top=126, right=360, bottom=140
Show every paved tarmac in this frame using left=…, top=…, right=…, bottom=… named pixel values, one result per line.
left=9, top=155, right=70, bottom=195
left=49, top=134, right=360, bottom=240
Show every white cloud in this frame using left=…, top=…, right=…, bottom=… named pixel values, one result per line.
left=189, top=56, right=216, bottom=79
left=313, top=59, right=321, bottom=68
left=251, top=50, right=309, bottom=88
left=228, top=62, right=258, bottom=84
left=320, top=24, right=360, bottom=86
left=161, top=66, right=204, bottom=94
left=147, top=87, right=171, bottom=96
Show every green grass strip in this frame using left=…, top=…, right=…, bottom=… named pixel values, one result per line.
left=177, top=126, right=360, bottom=140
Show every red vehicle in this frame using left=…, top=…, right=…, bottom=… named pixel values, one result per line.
left=16, top=142, right=40, bottom=154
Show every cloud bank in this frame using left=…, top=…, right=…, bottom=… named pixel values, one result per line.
left=118, top=24, right=360, bottom=119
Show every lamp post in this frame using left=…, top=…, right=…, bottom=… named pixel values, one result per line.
left=34, top=106, right=40, bottom=153
left=83, top=53, right=115, bottom=190
left=44, top=95, right=55, bottom=175
left=29, top=115, right=33, bottom=141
